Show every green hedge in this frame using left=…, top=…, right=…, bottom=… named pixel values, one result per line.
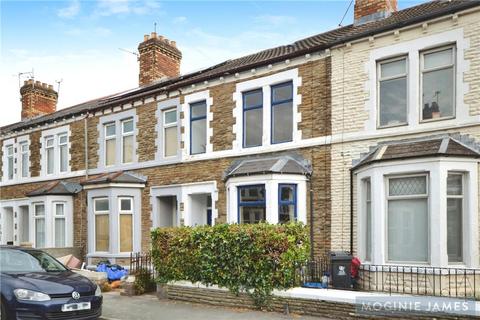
left=151, top=223, right=309, bottom=306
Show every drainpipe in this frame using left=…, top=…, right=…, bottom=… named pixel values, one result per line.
left=84, top=112, right=89, bottom=178
left=349, top=169, right=354, bottom=255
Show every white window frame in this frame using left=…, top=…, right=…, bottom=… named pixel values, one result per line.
left=58, top=133, right=68, bottom=173
left=6, top=144, right=14, bottom=180
left=385, top=173, right=430, bottom=264
left=363, top=178, right=372, bottom=263
left=446, top=172, right=464, bottom=264
left=419, top=44, right=456, bottom=123
left=19, top=141, right=29, bottom=178
left=104, top=122, right=116, bottom=167
left=33, top=202, right=45, bottom=248
left=376, top=56, right=409, bottom=129
left=182, top=90, right=213, bottom=158
left=121, top=118, right=134, bottom=164
left=45, top=136, right=55, bottom=175
left=163, top=108, right=178, bottom=158
left=93, top=197, right=110, bottom=253
left=40, top=125, right=70, bottom=176
left=53, top=202, right=66, bottom=248
left=118, top=197, right=134, bottom=253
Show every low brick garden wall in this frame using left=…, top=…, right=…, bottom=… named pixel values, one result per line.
left=162, top=283, right=479, bottom=320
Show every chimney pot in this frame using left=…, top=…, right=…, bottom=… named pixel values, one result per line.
left=144, top=34, right=149, bottom=41
left=48, top=84, right=54, bottom=90
left=170, top=41, right=177, bottom=47
left=151, top=31, right=157, bottom=38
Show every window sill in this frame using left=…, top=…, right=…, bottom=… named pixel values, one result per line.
left=377, top=122, right=408, bottom=130
left=419, top=115, right=456, bottom=124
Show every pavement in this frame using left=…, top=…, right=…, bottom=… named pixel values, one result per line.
left=100, top=291, right=327, bottom=320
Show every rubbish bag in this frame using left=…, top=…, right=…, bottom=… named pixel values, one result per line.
left=96, top=262, right=128, bottom=281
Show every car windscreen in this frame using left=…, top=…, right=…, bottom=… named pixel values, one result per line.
left=0, top=249, right=67, bottom=273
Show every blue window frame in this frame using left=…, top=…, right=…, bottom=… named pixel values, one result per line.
left=237, top=184, right=266, bottom=224
left=242, top=89, right=263, bottom=148
left=271, top=81, right=293, bottom=144
left=190, top=101, right=207, bottom=155
left=278, top=184, right=297, bottom=223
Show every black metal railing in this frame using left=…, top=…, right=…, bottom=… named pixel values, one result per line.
left=129, top=251, right=157, bottom=280
left=297, top=258, right=331, bottom=285
left=358, top=264, right=480, bottom=300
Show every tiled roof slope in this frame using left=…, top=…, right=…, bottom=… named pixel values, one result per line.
left=2, top=0, right=478, bottom=134
left=26, top=181, right=82, bottom=196
left=80, top=171, right=147, bottom=186
left=352, top=136, right=480, bottom=170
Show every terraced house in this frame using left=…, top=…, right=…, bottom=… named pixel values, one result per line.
left=1, top=0, right=479, bottom=273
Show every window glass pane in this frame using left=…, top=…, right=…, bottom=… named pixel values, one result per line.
left=35, top=218, right=45, bottom=248
left=389, top=176, right=426, bottom=196
left=272, top=101, right=293, bottom=143
left=422, top=67, right=454, bottom=120
left=46, top=138, right=54, bottom=147
left=164, top=126, right=178, bottom=157
left=272, top=83, right=293, bottom=102
left=191, top=102, right=207, bottom=118
left=447, top=174, right=463, bottom=195
left=244, top=108, right=263, bottom=147
left=95, top=199, right=109, bottom=212
left=22, top=152, right=28, bottom=177
left=424, top=48, right=453, bottom=69
left=6, top=146, right=13, bottom=156
left=105, top=123, right=116, bottom=136
left=21, top=143, right=28, bottom=152
left=122, top=135, right=134, bottom=163
left=279, top=205, right=295, bottom=223
left=55, top=218, right=66, bottom=247
left=7, top=153, right=14, bottom=179
left=106, top=138, right=116, bottom=165
left=120, top=215, right=133, bottom=252
left=60, top=144, right=68, bottom=172
left=244, top=90, right=262, bottom=108
left=59, top=135, right=68, bottom=144
left=388, top=198, right=428, bottom=262
left=95, top=215, right=109, bottom=252
left=240, top=185, right=265, bottom=202
left=447, top=198, right=462, bottom=262
left=120, top=198, right=132, bottom=211
left=379, top=77, right=407, bottom=126
left=380, top=59, right=406, bottom=78
left=191, top=118, right=206, bottom=154
left=365, top=180, right=372, bottom=261
left=280, top=186, right=295, bottom=202
left=35, top=205, right=45, bottom=217
left=47, top=147, right=54, bottom=174
left=122, top=119, right=134, bottom=133
left=55, top=203, right=65, bottom=216
left=240, top=207, right=266, bottom=224
left=164, top=110, right=177, bottom=124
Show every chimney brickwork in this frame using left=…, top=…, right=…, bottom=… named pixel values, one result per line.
left=20, top=79, right=58, bottom=120
left=138, top=32, right=182, bottom=86
left=354, top=0, right=397, bottom=25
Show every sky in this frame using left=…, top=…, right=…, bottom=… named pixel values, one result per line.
left=0, top=0, right=425, bottom=127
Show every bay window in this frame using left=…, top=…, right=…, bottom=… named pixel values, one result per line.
left=121, top=119, right=134, bottom=163
left=105, top=123, right=116, bottom=166
left=271, top=82, right=293, bottom=144
left=278, top=184, right=296, bottom=223
left=54, top=203, right=66, bottom=247
left=163, top=109, right=178, bottom=157
left=190, top=101, right=207, bottom=155
left=238, top=185, right=266, bottom=224
left=387, top=175, right=429, bottom=263
left=377, top=57, right=408, bottom=128
left=6, top=145, right=14, bottom=180
left=243, top=89, right=263, bottom=148
left=364, top=179, right=372, bottom=262
left=447, top=173, right=464, bottom=263
left=34, top=203, right=45, bottom=248
left=119, top=197, right=133, bottom=253
left=20, top=141, right=29, bottom=178
left=421, top=46, right=455, bottom=121
left=94, top=198, right=109, bottom=252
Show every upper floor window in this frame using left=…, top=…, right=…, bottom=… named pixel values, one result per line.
left=163, top=109, right=178, bottom=157
left=45, top=136, right=55, bottom=175
left=387, top=175, right=428, bottom=263
left=278, top=184, right=296, bottom=223
left=121, top=119, right=134, bottom=164
left=58, top=134, right=68, bottom=173
left=377, top=57, right=408, bottom=128
left=243, top=89, right=263, bottom=148
left=421, top=46, right=455, bottom=122
left=238, top=185, right=266, bottom=224
left=42, top=127, right=69, bottom=176
left=6, top=145, right=14, bottom=180
left=271, top=82, right=293, bottom=144
left=19, top=141, right=29, bottom=178
left=190, top=101, right=207, bottom=155
left=105, top=123, right=116, bottom=166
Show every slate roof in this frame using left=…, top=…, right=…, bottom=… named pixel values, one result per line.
left=2, top=0, right=478, bottom=134
left=26, top=181, right=82, bottom=196
left=224, top=155, right=312, bottom=180
left=80, top=171, right=147, bottom=186
left=352, top=136, right=480, bottom=170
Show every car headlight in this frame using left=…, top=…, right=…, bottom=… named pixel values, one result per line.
left=95, top=285, right=102, bottom=297
left=14, top=289, right=51, bottom=301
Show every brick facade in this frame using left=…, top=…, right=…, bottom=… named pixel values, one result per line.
left=354, top=0, right=397, bottom=22
left=20, top=80, right=57, bottom=120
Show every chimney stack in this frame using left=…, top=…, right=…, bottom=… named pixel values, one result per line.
left=20, top=79, right=58, bottom=120
left=354, top=0, right=397, bottom=25
left=138, top=32, right=182, bottom=86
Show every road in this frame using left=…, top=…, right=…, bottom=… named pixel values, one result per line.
left=100, top=291, right=326, bottom=320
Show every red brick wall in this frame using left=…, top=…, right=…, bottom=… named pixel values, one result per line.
left=20, top=80, right=57, bottom=120
left=354, top=0, right=397, bottom=21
